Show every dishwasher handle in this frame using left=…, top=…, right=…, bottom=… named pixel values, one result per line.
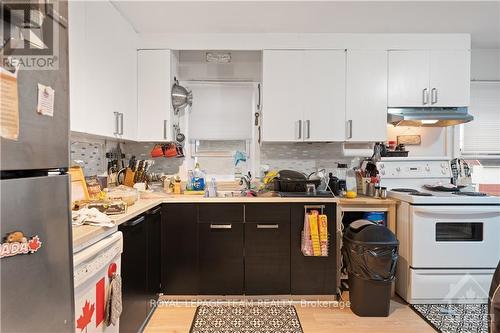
left=122, top=216, right=145, bottom=227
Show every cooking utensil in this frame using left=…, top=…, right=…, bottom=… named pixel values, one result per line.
left=171, top=77, right=192, bottom=113
left=173, top=123, right=185, bottom=143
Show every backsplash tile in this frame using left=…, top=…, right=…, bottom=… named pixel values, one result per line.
left=260, top=142, right=354, bottom=175
left=70, top=134, right=363, bottom=179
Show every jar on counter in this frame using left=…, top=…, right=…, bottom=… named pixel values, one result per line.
left=345, top=168, right=357, bottom=198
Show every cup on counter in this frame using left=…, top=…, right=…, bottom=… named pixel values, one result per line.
left=367, top=183, right=376, bottom=197
left=380, top=187, right=388, bottom=199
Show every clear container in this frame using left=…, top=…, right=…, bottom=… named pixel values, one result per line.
left=346, top=168, right=358, bottom=198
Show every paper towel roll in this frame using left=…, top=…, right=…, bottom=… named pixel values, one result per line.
left=341, top=143, right=373, bottom=157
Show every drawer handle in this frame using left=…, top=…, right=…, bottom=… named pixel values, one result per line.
left=257, top=224, right=279, bottom=229
left=123, top=216, right=145, bottom=227
left=210, top=224, right=232, bottom=229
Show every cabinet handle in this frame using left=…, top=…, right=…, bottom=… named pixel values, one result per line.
left=257, top=83, right=261, bottom=111
left=305, top=120, right=311, bottom=139
left=163, top=120, right=168, bottom=139
left=119, top=113, right=124, bottom=135
left=431, top=88, right=438, bottom=104
left=346, top=120, right=353, bottom=139
left=210, top=224, right=232, bottom=229
left=113, top=112, right=120, bottom=135
left=296, top=120, right=302, bottom=140
left=422, top=88, right=429, bottom=105
left=258, top=126, right=261, bottom=144
left=123, top=216, right=145, bottom=227
left=148, top=206, right=161, bottom=215
left=257, top=224, right=279, bottom=229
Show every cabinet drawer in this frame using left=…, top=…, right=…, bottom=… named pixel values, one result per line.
left=245, top=222, right=291, bottom=295
left=245, top=204, right=290, bottom=222
left=198, top=204, right=244, bottom=223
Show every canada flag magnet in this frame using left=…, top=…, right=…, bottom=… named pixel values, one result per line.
left=0, top=231, right=42, bottom=259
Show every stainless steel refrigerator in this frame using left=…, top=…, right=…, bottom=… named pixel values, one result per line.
left=1, top=2, right=74, bottom=332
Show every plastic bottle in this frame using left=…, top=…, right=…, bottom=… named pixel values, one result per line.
left=345, top=168, right=357, bottom=198
left=186, top=170, right=194, bottom=191
left=192, top=162, right=206, bottom=191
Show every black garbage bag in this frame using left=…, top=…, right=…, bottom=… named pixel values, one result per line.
left=342, top=220, right=399, bottom=317
left=342, top=220, right=399, bottom=281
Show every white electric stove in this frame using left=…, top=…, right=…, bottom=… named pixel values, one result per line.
left=377, top=158, right=500, bottom=304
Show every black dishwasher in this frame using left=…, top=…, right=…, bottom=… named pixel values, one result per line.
left=119, top=214, right=149, bottom=333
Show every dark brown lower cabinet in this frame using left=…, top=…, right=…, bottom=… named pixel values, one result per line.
left=198, top=222, right=244, bottom=295
left=245, top=221, right=291, bottom=294
left=160, top=203, right=337, bottom=296
left=290, top=203, right=337, bottom=295
left=162, top=204, right=198, bottom=295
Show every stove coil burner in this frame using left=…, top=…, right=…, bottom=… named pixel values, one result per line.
left=452, top=191, right=488, bottom=197
left=409, top=192, right=434, bottom=196
left=392, top=188, right=418, bottom=193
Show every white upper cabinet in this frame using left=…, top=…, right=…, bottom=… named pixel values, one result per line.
left=346, top=50, right=388, bottom=142
left=302, top=50, right=346, bottom=142
left=137, top=50, right=176, bottom=142
left=429, top=50, right=470, bottom=107
left=69, top=0, right=137, bottom=140
left=262, top=50, right=303, bottom=142
left=262, top=50, right=346, bottom=142
left=388, top=50, right=470, bottom=107
left=388, top=51, right=430, bottom=107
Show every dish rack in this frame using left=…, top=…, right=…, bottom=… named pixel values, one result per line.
left=301, top=205, right=330, bottom=257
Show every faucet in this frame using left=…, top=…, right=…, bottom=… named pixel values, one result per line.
left=239, top=171, right=252, bottom=192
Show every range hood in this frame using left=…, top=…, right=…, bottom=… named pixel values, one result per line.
left=387, top=107, right=473, bottom=127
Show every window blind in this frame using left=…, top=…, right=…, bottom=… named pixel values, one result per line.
left=187, top=82, right=255, bottom=140
left=461, top=82, right=500, bottom=156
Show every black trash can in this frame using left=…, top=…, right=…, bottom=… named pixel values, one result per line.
left=342, top=219, right=399, bottom=317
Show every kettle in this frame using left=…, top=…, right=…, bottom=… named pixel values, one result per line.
left=171, top=77, right=193, bottom=113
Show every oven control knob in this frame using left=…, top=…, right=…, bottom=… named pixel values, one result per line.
left=380, top=164, right=385, bottom=169
left=396, top=167, right=401, bottom=172
left=440, top=163, right=446, bottom=168
left=425, top=166, right=430, bottom=172
left=381, top=170, right=386, bottom=175
left=441, top=170, right=446, bottom=175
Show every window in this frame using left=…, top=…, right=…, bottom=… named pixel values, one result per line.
left=461, top=81, right=500, bottom=157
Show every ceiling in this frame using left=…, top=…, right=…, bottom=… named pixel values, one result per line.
left=112, top=1, right=500, bottom=48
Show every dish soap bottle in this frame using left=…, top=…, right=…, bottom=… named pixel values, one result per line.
left=192, top=162, right=206, bottom=191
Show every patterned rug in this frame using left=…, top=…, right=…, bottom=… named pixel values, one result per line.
left=411, top=304, right=489, bottom=333
left=189, top=305, right=304, bottom=333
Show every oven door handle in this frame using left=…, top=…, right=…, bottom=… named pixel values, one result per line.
left=413, top=206, right=500, bottom=217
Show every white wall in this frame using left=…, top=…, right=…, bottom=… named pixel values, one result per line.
left=471, top=49, right=500, bottom=81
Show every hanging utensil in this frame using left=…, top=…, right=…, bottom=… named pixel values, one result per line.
left=173, top=124, right=185, bottom=143
left=171, top=77, right=193, bottom=114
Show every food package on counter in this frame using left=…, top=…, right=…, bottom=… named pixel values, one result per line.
left=73, top=200, right=127, bottom=215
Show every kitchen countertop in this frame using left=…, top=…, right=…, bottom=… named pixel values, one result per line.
left=72, top=193, right=396, bottom=250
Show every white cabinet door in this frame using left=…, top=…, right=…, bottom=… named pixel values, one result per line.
left=429, top=50, right=470, bottom=107
left=109, top=4, right=138, bottom=140
left=302, top=50, right=346, bottom=142
left=262, top=50, right=304, bottom=142
left=69, top=1, right=137, bottom=139
left=137, top=50, right=173, bottom=142
left=346, top=50, right=388, bottom=142
left=388, top=50, right=430, bottom=107
left=82, top=1, right=120, bottom=137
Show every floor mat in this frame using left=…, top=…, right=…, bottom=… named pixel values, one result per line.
left=189, top=304, right=304, bottom=333
left=411, top=303, right=489, bottom=333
